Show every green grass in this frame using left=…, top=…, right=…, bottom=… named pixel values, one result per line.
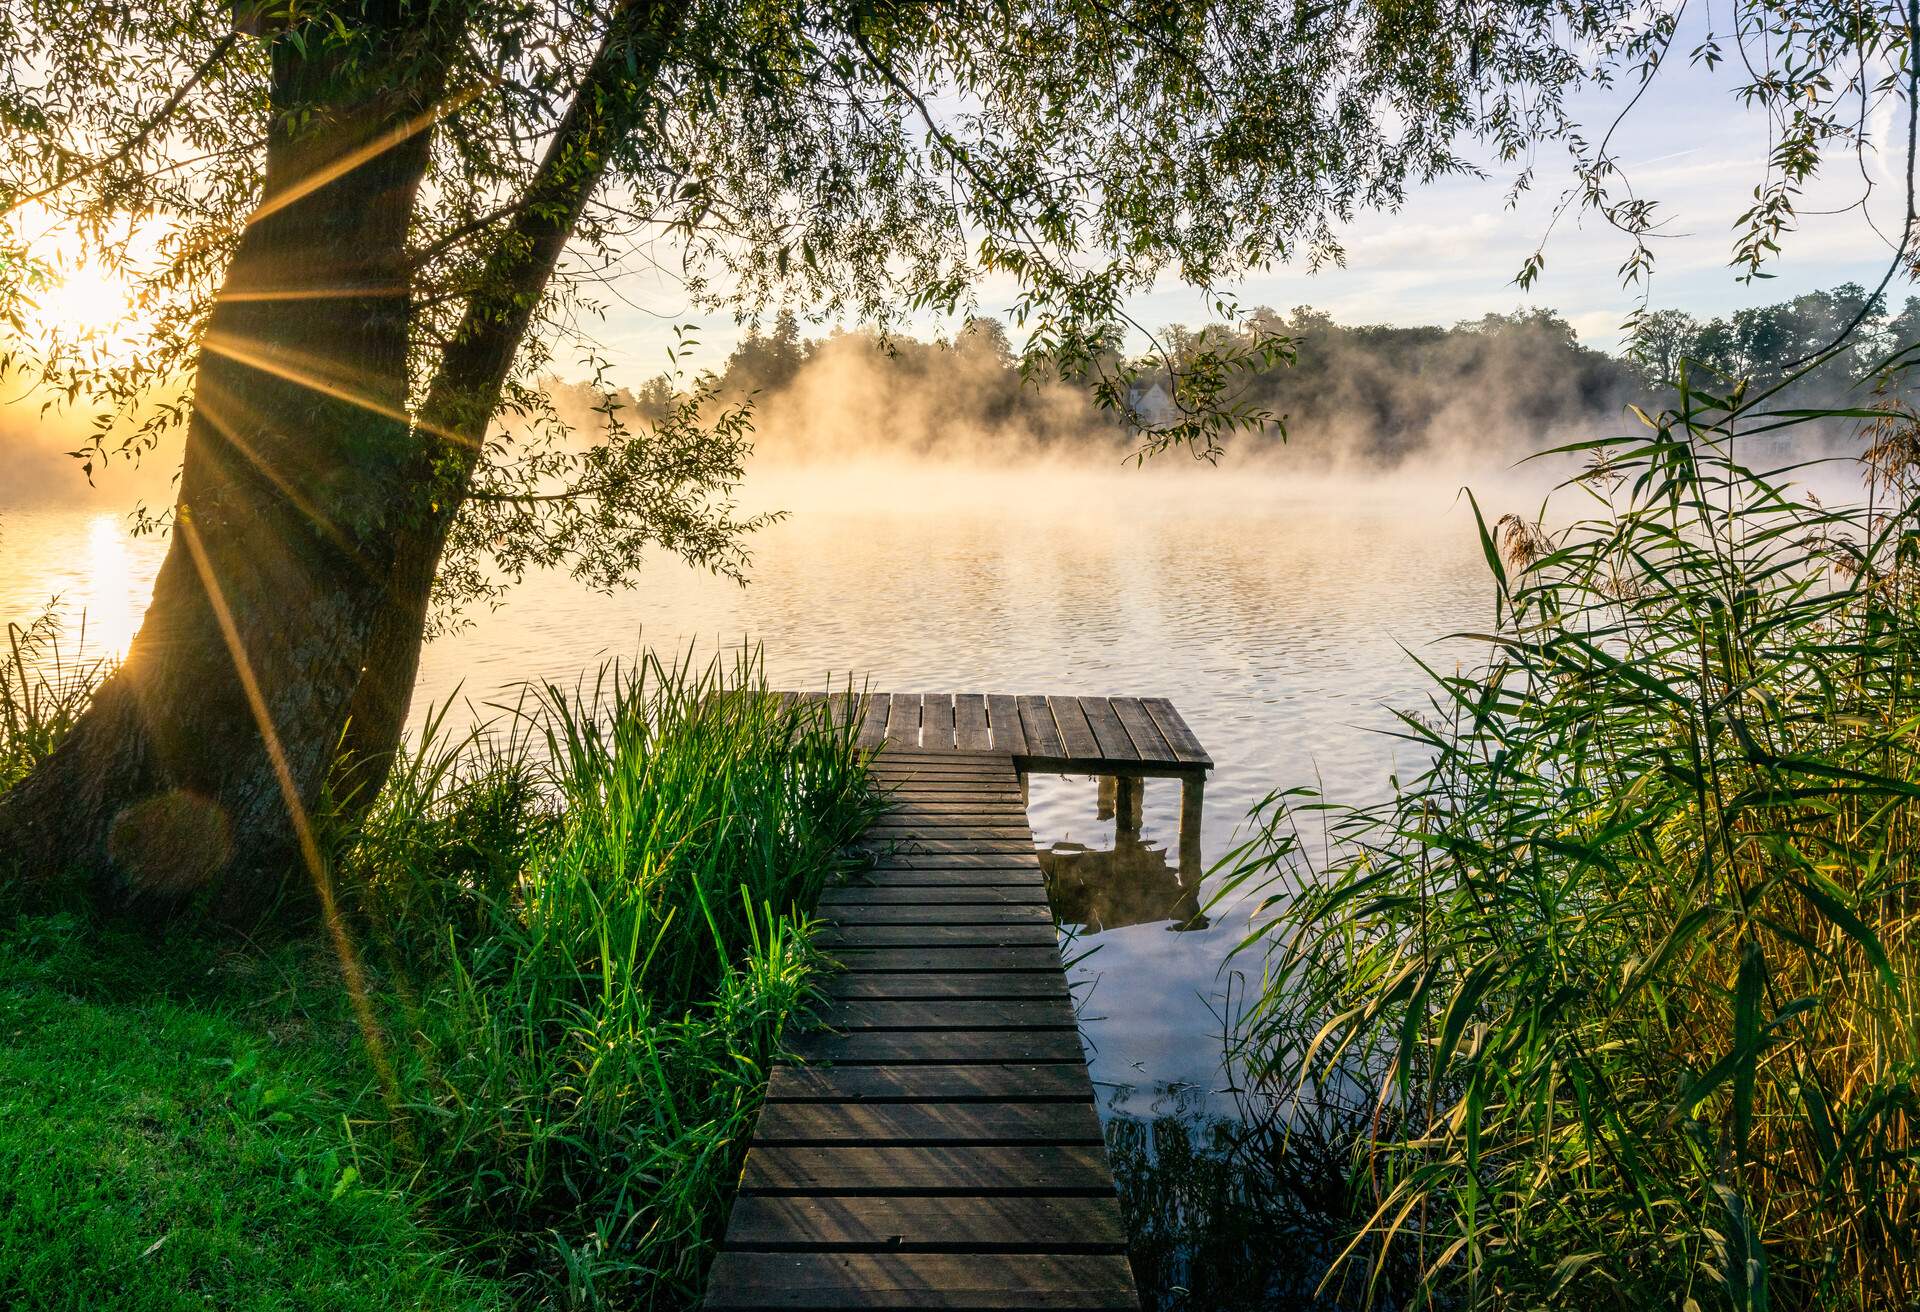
left=0, top=917, right=503, bottom=1311
left=1222, top=361, right=1920, bottom=1309
left=0, top=646, right=876, bottom=1309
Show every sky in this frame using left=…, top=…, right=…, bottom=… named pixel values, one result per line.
left=585, top=16, right=1914, bottom=375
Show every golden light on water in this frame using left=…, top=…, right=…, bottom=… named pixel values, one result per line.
left=81, top=513, right=142, bottom=660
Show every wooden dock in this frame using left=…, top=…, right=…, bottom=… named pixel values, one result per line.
left=704, top=694, right=1211, bottom=1311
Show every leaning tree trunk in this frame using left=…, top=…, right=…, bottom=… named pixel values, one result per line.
left=332, top=0, right=686, bottom=809
left=0, top=10, right=441, bottom=921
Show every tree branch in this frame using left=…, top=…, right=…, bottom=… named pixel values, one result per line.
left=5, top=32, right=243, bottom=217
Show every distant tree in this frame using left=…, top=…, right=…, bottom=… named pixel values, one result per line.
left=955, top=316, right=1014, bottom=365
left=629, top=374, right=680, bottom=426
left=1683, top=283, right=1890, bottom=392
left=723, top=307, right=809, bottom=398
left=1629, top=309, right=1702, bottom=386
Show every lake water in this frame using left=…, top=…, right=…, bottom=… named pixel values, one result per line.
left=1, top=460, right=1506, bottom=1125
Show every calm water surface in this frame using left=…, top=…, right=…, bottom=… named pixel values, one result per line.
left=1, top=462, right=1502, bottom=1123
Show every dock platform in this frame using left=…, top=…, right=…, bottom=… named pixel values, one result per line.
left=703, top=694, right=1212, bottom=1311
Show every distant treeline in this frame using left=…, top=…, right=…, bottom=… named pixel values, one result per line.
left=614, top=282, right=1914, bottom=465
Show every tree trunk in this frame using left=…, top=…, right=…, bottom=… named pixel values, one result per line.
left=0, top=2, right=686, bottom=912
left=0, top=8, right=442, bottom=921
left=332, top=0, right=686, bottom=809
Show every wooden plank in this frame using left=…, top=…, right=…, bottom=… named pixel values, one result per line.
left=856, top=693, right=890, bottom=751
left=1077, top=698, right=1139, bottom=762
left=752, top=1101, right=1101, bottom=1145
left=874, top=795, right=1024, bottom=810
left=859, top=853, right=1041, bottom=870
left=954, top=694, right=991, bottom=750
left=870, top=819, right=1032, bottom=835
left=704, top=1251, right=1137, bottom=1309
left=740, top=1145, right=1116, bottom=1194
left=873, top=779, right=1014, bottom=792
left=984, top=693, right=1027, bottom=755
left=1016, top=694, right=1065, bottom=757
left=870, top=813, right=1032, bottom=827
left=870, top=786, right=1014, bottom=796
left=822, top=903, right=1052, bottom=926
left=816, top=924, right=1058, bottom=948
left=861, top=832, right=1034, bottom=847
left=875, top=782, right=1022, bottom=796
left=846, top=876, right=1047, bottom=893
left=874, top=795, right=1023, bottom=810
left=880, top=798, right=1031, bottom=811
left=918, top=693, right=955, bottom=750
left=866, top=824, right=1033, bottom=840
left=820, top=886, right=1049, bottom=906
left=875, top=779, right=1013, bottom=791
left=1108, top=697, right=1171, bottom=761
left=766, top=1063, right=1088, bottom=1102
left=870, top=798, right=1027, bottom=813
left=875, top=753, right=1013, bottom=764
left=720, top=1194, right=1127, bottom=1252
left=866, top=849, right=1039, bottom=864
left=857, top=838, right=1036, bottom=855
left=830, top=946, right=1062, bottom=972
left=870, top=779, right=1013, bottom=790
left=883, top=693, right=922, bottom=748
left=858, top=867, right=1041, bottom=883
left=1048, top=696, right=1102, bottom=760
left=816, top=998, right=1078, bottom=1030
left=860, top=854, right=1043, bottom=868
left=875, top=812, right=1032, bottom=826
left=872, top=763, right=1017, bottom=777
left=820, top=974, right=1070, bottom=1002
left=1140, top=697, right=1212, bottom=767
left=854, top=863, right=1044, bottom=880
left=870, top=766, right=1010, bottom=779
left=791, top=1028, right=1086, bottom=1064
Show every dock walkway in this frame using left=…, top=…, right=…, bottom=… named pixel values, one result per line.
left=703, top=694, right=1212, bottom=1311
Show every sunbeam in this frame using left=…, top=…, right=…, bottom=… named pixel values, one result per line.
left=200, top=329, right=476, bottom=447
left=175, top=510, right=405, bottom=1140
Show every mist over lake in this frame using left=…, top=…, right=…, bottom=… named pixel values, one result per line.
left=3, top=456, right=1512, bottom=1115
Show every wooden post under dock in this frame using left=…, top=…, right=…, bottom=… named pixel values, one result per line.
left=704, top=694, right=1212, bottom=1312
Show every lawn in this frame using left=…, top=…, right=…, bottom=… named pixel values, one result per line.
left=0, top=917, right=502, bottom=1311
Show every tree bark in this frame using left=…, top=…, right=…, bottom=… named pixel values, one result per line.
left=332, top=0, right=686, bottom=810
left=0, top=6, right=444, bottom=920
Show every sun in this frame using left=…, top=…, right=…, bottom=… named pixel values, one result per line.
left=10, top=204, right=151, bottom=356
left=37, top=258, right=133, bottom=341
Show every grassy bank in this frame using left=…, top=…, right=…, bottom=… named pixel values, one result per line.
left=1223, top=369, right=1920, bottom=1309
left=0, top=645, right=875, bottom=1308
left=0, top=919, right=504, bottom=1311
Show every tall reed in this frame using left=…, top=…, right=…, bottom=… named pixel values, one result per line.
left=0, top=609, right=107, bottom=795
left=1222, top=362, right=1920, bottom=1309
left=338, top=650, right=876, bottom=1307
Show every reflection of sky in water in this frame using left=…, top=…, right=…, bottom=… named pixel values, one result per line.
left=1, top=465, right=1496, bottom=1123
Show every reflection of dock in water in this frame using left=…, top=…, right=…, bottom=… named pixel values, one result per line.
left=705, top=693, right=1212, bottom=1312
left=1042, top=775, right=1209, bottom=931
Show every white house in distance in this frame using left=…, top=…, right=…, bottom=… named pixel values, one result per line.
left=1126, top=380, right=1175, bottom=427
